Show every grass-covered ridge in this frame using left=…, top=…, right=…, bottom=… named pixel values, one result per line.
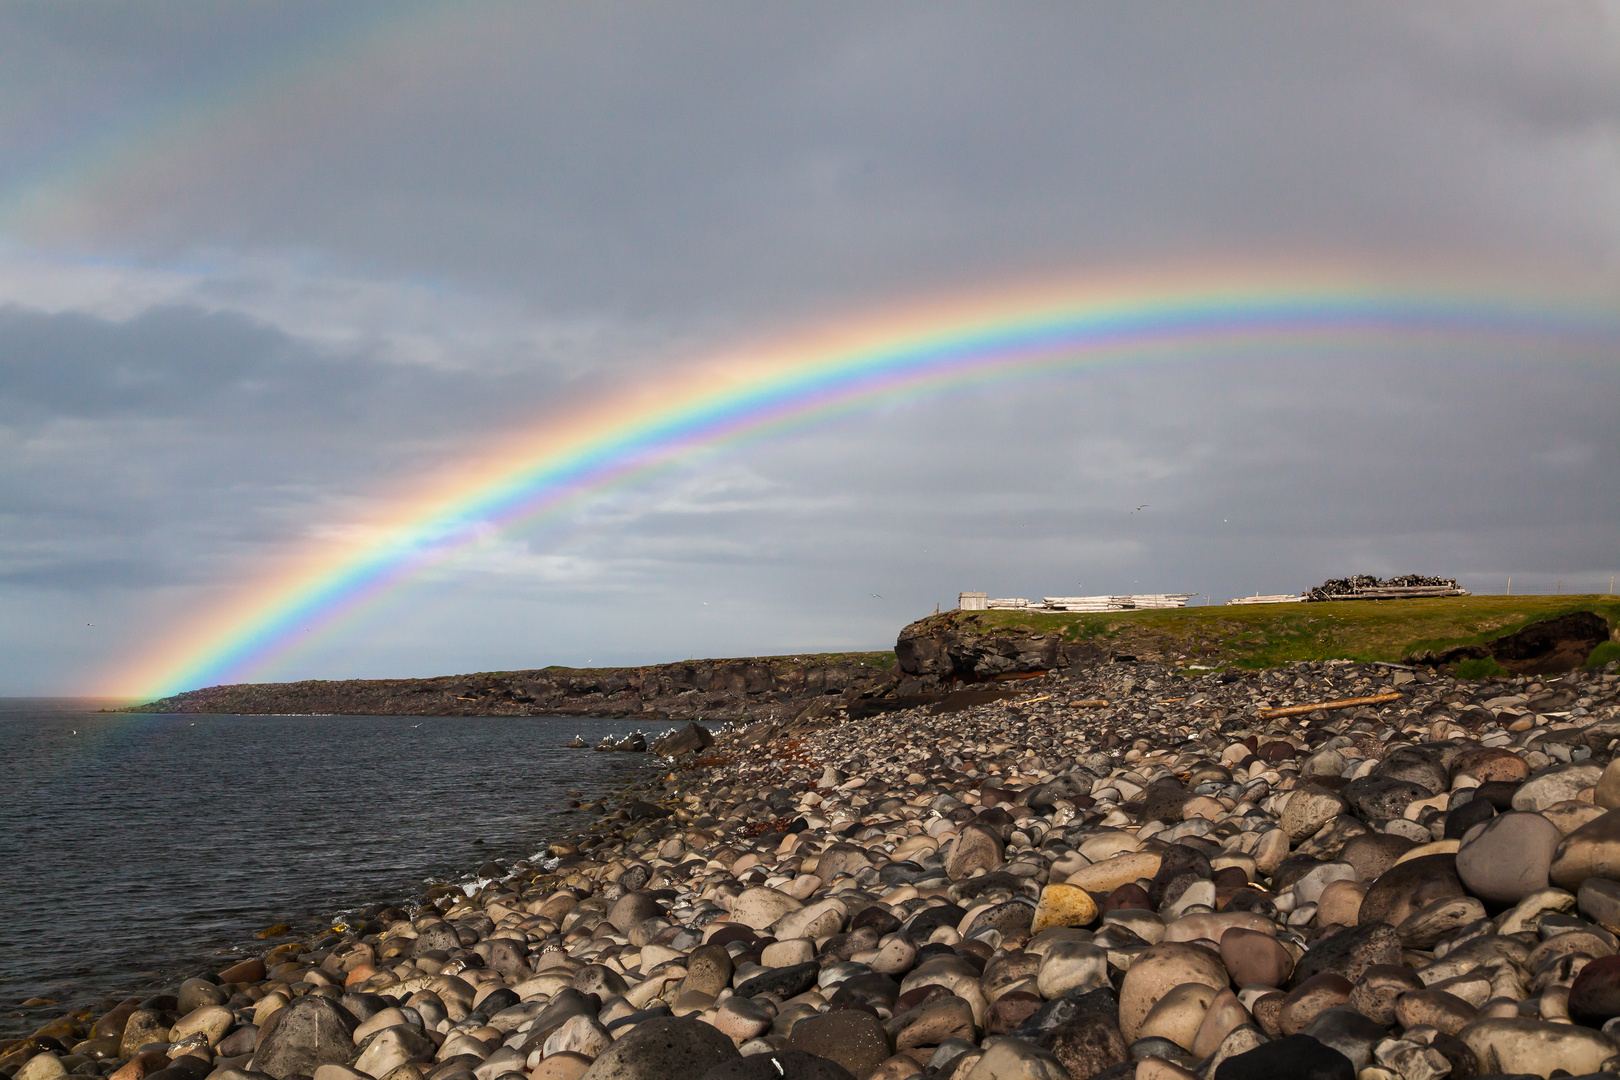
left=947, top=595, right=1620, bottom=669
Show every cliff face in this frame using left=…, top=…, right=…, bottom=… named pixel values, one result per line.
left=894, top=611, right=1106, bottom=679
left=129, top=653, right=900, bottom=721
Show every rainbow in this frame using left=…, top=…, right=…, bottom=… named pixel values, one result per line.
left=116, top=272, right=1619, bottom=699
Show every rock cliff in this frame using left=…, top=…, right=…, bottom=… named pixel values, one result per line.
left=128, top=653, right=900, bottom=721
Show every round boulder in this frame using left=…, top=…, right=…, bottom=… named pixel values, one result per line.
left=249, top=996, right=359, bottom=1080
left=580, top=1016, right=740, bottom=1080
left=1118, top=942, right=1230, bottom=1042
left=784, top=1010, right=890, bottom=1078
left=701, top=1050, right=855, bottom=1080
left=1550, top=809, right=1620, bottom=890
left=1455, top=811, right=1562, bottom=904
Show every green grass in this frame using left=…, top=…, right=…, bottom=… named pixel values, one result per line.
left=1587, top=641, right=1620, bottom=670
left=929, top=595, right=1620, bottom=671
left=1455, top=657, right=1511, bottom=680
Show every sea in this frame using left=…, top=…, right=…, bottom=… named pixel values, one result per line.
left=0, top=700, right=677, bottom=1038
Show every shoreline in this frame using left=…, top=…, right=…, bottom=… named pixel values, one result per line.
left=6, top=656, right=1620, bottom=1080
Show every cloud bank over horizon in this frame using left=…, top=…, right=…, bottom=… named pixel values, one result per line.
left=1, top=3, right=1617, bottom=694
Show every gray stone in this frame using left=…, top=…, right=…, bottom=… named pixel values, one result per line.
left=606, top=892, right=663, bottom=934
left=816, top=843, right=874, bottom=882
left=1395, top=896, right=1487, bottom=949
left=1455, top=811, right=1562, bottom=904
left=1282, top=787, right=1347, bottom=843
left=1512, top=763, right=1602, bottom=811
left=1371, top=748, right=1446, bottom=795
left=1457, top=1017, right=1619, bottom=1077
left=411, top=922, right=461, bottom=957
left=175, top=979, right=227, bottom=1016
left=1037, top=1013, right=1127, bottom=1080
left=250, top=996, right=359, bottom=1080
left=948, top=826, right=1006, bottom=881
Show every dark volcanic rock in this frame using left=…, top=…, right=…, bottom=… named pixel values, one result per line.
left=582, top=1015, right=739, bottom=1079
left=651, top=722, right=714, bottom=758
left=1212, top=1034, right=1354, bottom=1080
left=734, top=963, right=820, bottom=1001
left=1291, top=924, right=1402, bottom=987
left=1342, top=776, right=1432, bottom=824
left=700, top=1050, right=855, bottom=1080
left=783, top=1011, right=890, bottom=1078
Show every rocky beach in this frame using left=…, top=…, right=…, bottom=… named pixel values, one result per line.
left=12, top=641, right=1620, bottom=1080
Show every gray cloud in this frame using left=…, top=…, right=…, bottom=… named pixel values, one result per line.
left=0, top=3, right=1616, bottom=692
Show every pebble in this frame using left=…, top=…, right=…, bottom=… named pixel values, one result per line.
left=10, top=658, right=1620, bottom=1080
left=1029, top=885, right=1098, bottom=934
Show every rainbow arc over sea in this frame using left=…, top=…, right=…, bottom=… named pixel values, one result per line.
left=116, top=271, right=1620, bottom=700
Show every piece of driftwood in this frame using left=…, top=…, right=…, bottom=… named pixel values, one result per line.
left=1259, top=691, right=1403, bottom=720
left=1071, top=699, right=1109, bottom=708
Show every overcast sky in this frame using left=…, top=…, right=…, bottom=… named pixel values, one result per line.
left=2, top=2, right=1617, bottom=695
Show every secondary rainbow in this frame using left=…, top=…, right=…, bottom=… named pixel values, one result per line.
left=120, top=275, right=1619, bottom=699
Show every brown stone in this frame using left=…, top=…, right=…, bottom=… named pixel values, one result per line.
left=1395, top=990, right=1477, bottom=1035
left=785, top=1009, right=892, bottom=1078
left=1278, top=974, right=1352, bottom=1035
left=947, top=826, right=1005, bottom=881
left=1219, top=928, right=1293, bottom=989
left=1357, top=854, right=1464, bottom=927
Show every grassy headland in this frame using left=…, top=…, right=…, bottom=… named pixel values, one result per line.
left=939, top=594, right=1620, bottom=670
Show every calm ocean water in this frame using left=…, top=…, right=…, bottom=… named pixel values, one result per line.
left=0, top=701, right=670, bottom=1038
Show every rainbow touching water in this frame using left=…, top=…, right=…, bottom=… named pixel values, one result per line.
left=117, top=273, right=1620, bottom=699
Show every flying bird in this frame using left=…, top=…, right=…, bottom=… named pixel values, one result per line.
left=1132, top=504, right=1148, bottom=512
left=871, top=593, right=883, bottom=599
